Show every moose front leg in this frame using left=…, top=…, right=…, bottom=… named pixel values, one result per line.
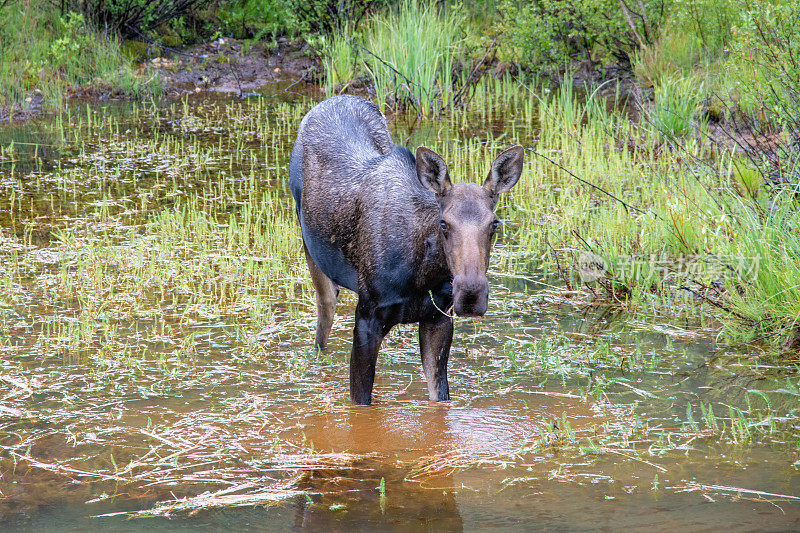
left=419, top=314, right=453, bottom=401
left=349, top=300, right=388, bottom=405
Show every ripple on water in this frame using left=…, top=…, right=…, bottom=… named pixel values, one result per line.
left=297, top=395, right=597, bottom=459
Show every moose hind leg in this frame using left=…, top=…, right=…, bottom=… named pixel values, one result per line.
left=419, top=315, right=453, bottom=401
left=303, top=242, right=339, bottom=352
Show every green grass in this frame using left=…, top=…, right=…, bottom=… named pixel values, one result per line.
left=648, top=76, right=705, bottom=140
left=322, top=25, right=358, bottom=96
left=0, top=97, right=318, bottom=361
left=0, top=3, right=157, bottom=113
left=362, top=0, right=464, bottom=115
left=634, top=26, right=702, bottom=87
left=719, top=188, right=800, bottom=345
left=624, top=0, right=800, bottom=350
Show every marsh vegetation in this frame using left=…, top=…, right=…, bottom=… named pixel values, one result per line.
left=1, top=0, right=799, bottom=529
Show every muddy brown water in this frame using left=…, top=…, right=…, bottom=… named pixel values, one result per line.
left=1, top=87, right=800, bottom=530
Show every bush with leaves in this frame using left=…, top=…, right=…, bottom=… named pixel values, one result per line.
left=729, top=1, right=800, bottom=135
left=215, top=0, right=390, bottom=41
left=633, top=0, right=741, bottom=87
left=501, top=0, right=667, bottom=72
left=62, top=0, right=208, bottom=39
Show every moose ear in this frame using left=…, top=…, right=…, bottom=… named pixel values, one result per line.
left=416, top=146, right=452, bottom=196
left=483, top=145, right=524, bottom=202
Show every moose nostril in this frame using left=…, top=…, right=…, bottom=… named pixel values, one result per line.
left=452, top=275, right=489, bottom=316
left=453, top=292, right=488, bottom=317
left=453, top=274, right=488, bottom=293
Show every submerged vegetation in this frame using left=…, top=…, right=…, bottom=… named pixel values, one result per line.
left=1, top=0, right=800, bottom=527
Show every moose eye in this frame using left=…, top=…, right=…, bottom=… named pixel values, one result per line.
left=440, top=219, right=449, bottom=235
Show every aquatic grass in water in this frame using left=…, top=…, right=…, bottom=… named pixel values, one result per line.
left=2, top=80, right=800, bottom=525
left=322, top=25, right=359, bottom=96
left=0, top=75, right=794, bottom=347
left=52, top=190, right=307, bottom=320
left=363, top=0, right=463, bottom=115
left=1, top=96, right=319, bottom=366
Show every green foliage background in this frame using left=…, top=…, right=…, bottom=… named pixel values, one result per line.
left=500, top=0, right=668, bottom=69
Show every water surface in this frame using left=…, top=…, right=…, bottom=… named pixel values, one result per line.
left=1, top=86, right=799, bottom=530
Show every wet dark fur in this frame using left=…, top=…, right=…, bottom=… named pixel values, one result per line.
left=291, top=96, right=450, bottom=309
left=289, top=95, right=522, bottom=404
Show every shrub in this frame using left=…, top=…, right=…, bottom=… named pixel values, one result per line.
left=66, top=0, right=208, bottom=38
left=215, top=0, right=390, bottom=40
left=216, top=0, right=317, bottom=39
left=501, top=0, right=668, bottom=72
left=727, top=1, right=800, bottom=136
left=665, top=0, right=738, bottom=58
left=632, top=0, right=741, bottom=94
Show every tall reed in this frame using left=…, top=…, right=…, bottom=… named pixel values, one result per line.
left=322, top=24, right=358, bottom=96
left=362, top=0, right=463, bottom=116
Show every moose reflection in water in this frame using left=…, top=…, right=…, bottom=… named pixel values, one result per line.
left=292, top=405, right=464, bottom=530
left=289, top=95, right=524, bottom=404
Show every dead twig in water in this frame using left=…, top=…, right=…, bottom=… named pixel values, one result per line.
left=284, top=71, right=309, bottom=98
left=678, top=285, right=750, bottom=321
left=10, top=451, right=127, bottom=482
left=601, top=448, right=666, bottom=472
left=672, top=482, right=800, bottom=501
left=452, top=36, right=499, bottom=108
left=95, top=476, right=306, bottom=518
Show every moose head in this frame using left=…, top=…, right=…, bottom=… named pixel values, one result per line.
left=416, top=145, right=525, bottom=316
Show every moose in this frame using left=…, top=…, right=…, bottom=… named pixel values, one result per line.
left=289, top=95, right=523, bottom=405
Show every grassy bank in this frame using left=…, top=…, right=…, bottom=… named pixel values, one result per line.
left=0, top=1, right=157, bottom=116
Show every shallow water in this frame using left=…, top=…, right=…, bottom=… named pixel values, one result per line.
left=1, top=85, right=799, bottom=530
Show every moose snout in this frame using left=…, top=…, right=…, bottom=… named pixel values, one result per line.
left=452, top=274, right=489, bottom=317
